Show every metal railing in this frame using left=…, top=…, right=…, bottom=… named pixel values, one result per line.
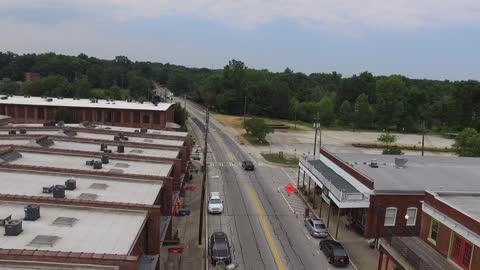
left=299, top=155, right=368, bottom=203
left=382, top=227, right=433, bottom=270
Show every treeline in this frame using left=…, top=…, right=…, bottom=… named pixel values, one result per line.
left=2, top=52, right=480, bottom=133
left=0, top=52, right=154, bottom=100
left=162, top=60, right=480, bottom=133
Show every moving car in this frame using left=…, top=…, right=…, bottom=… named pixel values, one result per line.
left=241, top=160, right=255, bottom=171
left=320, top=239, right=350, bottom=266
left=208, top=192, right=224, bottom=214
left=209, top=232, right=232, bottom=266
left=304, top=218, right=328, bottom=237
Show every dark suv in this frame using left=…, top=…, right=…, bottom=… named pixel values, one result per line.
left=320, top=239, right=349, bottom=266
left=241, top=160, right=255, bottom=171
left=209, top=232, right=232, bottom=266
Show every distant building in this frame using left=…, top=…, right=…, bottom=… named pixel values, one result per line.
left=24, top=72, right=41, bottom=82
left=0, top=96, right=176, bottom=129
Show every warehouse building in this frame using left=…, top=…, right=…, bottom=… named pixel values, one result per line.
left=0, top=95, right=176, bottom=129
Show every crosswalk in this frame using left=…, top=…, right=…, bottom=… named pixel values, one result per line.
left=208, top=161, right=265, bottom=167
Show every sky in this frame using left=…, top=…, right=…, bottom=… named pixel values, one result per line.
left=0, top=0, right=479, bottom=80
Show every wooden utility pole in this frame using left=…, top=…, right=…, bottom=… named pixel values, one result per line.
left=313, top=113, right=319, bottom=158
left=421, top=120, right=425, bottom=156
left=198, top=107, right=209, bottom=245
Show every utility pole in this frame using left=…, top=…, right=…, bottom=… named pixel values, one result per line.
left=421, top=120, right=425, bottom=156
left=313, top=113, right=319, bottom=158
left=243, top=96, right=247, bottom=129
left=319, top=122, right=322, bottom=155
left=198, top=107, right=209, bottom=245
left=294, top=105, right=297, bottom=130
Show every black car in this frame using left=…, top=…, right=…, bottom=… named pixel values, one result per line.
left=320, top=239, right=349, bottom=266
left=209, top=232, right=232, bottom=266
left=241, top=160, right=255, bottom=171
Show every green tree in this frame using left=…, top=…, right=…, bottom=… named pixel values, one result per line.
left=0, top=79, right=20, bottom=95
left=453, top=128, right=480, bottom=157
left=244, top=118, right=273, bottom=143
left=72, top=75, right=91, bottom=98
left=354, top=93, right=373, bottom=128
left=338, top=100, right=352, bottom=126
left=174, top=102, right=187, bottom=129
left=377, top=132, right=403, bottom=155
left=376, top=75, right=407, bottom=128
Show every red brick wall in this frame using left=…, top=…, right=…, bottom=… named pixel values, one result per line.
left=420, top=212, right=451, bottom=257
left=0, top=250, right=139, bottom=270
left=365, top=193, right=424, bottom=238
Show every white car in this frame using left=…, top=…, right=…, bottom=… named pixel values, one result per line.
left=208, top=192, right=224, bottom=214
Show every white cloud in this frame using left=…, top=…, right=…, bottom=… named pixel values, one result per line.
left=1, top=0, right=479, bottom=30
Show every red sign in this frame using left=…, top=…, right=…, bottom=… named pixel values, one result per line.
left=184, top=186, right=197, bottom=191
left=284, top=184, right=295, bottom=195
left=168, top=247, right=185, bottom=254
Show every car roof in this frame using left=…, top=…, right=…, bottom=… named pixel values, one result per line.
left=210, top=192, right=221, bottom=197
left=212, top=232, right=228, bottom=242
left=324, top=240, right=344, bottom=249
left=243, top=160, right=253, bottom=163
left=312, top=219, right=325, bottom=224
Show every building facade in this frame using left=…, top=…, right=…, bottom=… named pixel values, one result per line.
left=0, top=96, right=176, bottom=129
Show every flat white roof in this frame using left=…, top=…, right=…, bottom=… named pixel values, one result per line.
left=0, top=170, right=162, bottom=204
left=8, top=151, right=173, bottom=177
left=0, top=201, right=147, bottom=254
left=434, top=192, right=480, bottom=222
left=0, top=95, right=172, bottom=111
left=0, top=138, right=180, bottom=159
left=0, top=129, right=185, bottom=147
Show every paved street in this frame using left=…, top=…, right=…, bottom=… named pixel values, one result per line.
left=184, top=98, right=355, bottom=270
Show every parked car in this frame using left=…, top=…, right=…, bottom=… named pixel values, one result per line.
left=241, top=160, right=255, bottom=171
left=208, top=192, right=224, bottom=214
left=304, top=218, right=328, bottom=237
left=209, top=232, right=232, bottom=265
left=320, top=239, right=350, bottom=266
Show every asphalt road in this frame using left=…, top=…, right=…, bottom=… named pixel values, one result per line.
left=183, top=98, right=354, bottom=270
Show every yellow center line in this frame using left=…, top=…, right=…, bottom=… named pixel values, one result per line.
left=247, top=185, right=286, bottom=270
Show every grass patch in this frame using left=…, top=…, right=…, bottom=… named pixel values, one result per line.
left=261, top=152, right=299, bottom=166
left=242, top=133, right=270, bottom=146
left=351, top=143, right=454, bottom=153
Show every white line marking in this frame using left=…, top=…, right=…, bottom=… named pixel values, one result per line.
left=282, top=167, right=297, bottom=185
left=277, top=186, right=296, bottom=214
left=316, top=249, right=320, bottom=255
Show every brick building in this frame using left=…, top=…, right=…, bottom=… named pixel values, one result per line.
left=379, top=191, right=480, bottom=270
left=0, top=96, right=176, bottom=129
left=0, top=125, right=194, bottom=269
left=297, top=150, right=480, bottom=240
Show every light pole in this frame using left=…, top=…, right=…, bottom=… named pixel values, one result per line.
left=313, top=113, right=319, bottom=158
left=198, top=107, right=210, bottom=245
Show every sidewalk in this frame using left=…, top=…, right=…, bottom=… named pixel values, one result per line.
left=160, top=166, right=206, bottom=270
left=296, top=188, right=379, bottom=270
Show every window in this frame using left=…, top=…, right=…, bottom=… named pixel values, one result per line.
left=451, top=233, right=473, bottom=269
left=384, top=207, right=397, bottom=226
left=406, top=207, right=417, bottom=226
left=429, top=219, right=439, bottom=243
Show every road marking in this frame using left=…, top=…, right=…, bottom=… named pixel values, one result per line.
left=277, top=186, right=295, bottom=214
left=281, top=167, right=297, bottom=185
left=247, top=185, right=286, bottom=270
left=316, top=249, right=320, bottom=255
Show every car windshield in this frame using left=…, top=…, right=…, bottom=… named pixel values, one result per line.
left=333, top=248, right=347, bottom=256
left=314, top=224, right=326, bottom=229
left=210, top=199, right=222, bottom=204
left=213, top=242, right=228, bottom=251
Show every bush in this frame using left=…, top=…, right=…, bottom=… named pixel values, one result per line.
left=382, top=146, right=403, bottom=155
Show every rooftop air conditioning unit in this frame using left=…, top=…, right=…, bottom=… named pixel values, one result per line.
left=394, top=158, right=408, bottom=168
left=101, top=154, right=109, bottom=164
left=93, top=161, right=103, bottom=169
left=140, top=128, right=148, bottom=133
left=86, top=160, right=94, bottom=166
left=0, top=96, right=8, bottom=100
left=369, top=159, right=379, bottom=168
left=117, top=145, right=125, bottom=153
left=8, top=130, right=16, bottom=135
left=0, top=215, right=12, bottom=226
left=53, top=185, right=66, bottom=198
left=42, top=186, right=54, bottom=193
left=5, top=220, right=22, bottom=236
left=46, top=98, right=53, bottom=102
left=24, top=204, right=40, bottom=221
left=100, top=143, right=108, bottom=151
left=65, top=179, right=76, bottom=190
left=19, top=129, right=27, bottom=134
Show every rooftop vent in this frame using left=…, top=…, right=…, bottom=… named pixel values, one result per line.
left=42, top=185, right=54, bottom=193
left=101, top=154, right=109, bottom=164
left=114, top=162, right=129, bottom=168
left=100, top=143, right=108, bottom=151
left=36, top=136, right=54, bottom=147
left=0, top=150, right=22, bottom=163
left=62, top=129, right=77, bottom=137
left=57, top=121, right=64, bottom=127
left=52, top=217, right=78, bottom=227
left=24, top=204, right=40, bottom=221
left=19, top=129, right=27, bottom=134
left=78, top=193, right=98, bottom=200
left=5, top=220, right=22, bottom=236
left=29, top=235, right=60, bottom=246
left=8, top=130, right=16, bottom=135
left=369, top=159, right=379, bottom=168
left=0, top=96, right=8, bottom=100
left=0, top=215, right=12, bottom=226
left=117, top=145, right=125, bottom=153
left=89, top=183, right=108, bottom=190
left=86, top=160, right=95, bottom=166
left=65, top=179, right=76, bottom=190
left=394, top=158, right=408, bottom=168
left=46, top=98, right=53, bottom=102
left=140, top=128, right=148, bottom=133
